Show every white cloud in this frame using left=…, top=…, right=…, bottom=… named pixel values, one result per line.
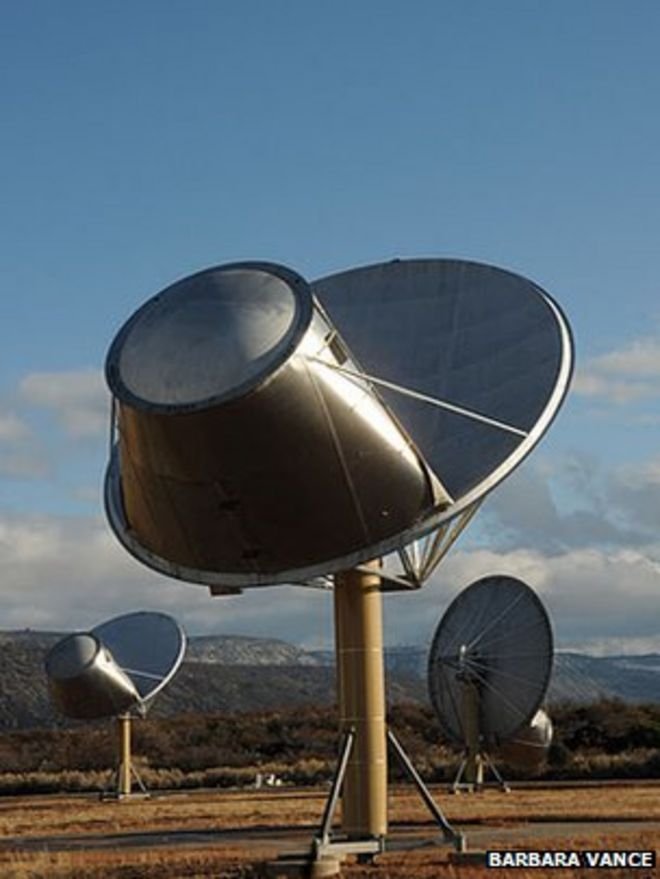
left=0, top=449, right=50, bottom=480
left=586, top=337, right=660, bottom=377
left=71, top=485, right=103, bottom=504
left=560, top=635, right=660, bottom=656
left=0, top=411, right=30, bottom=443
left=0, top=511, right=656, bottom=654
left=480, top=461, right=648, bottom=553
left=575, top=335, right=660, bottom=405
left=572, top=373, right=656, bottom=404
left=602, top=457, right=660, bottom=536
left=0, top=513, right=199, bottom=630
left=396, top=543, right=660, bottom=650
left=0, top=512, right=333, bottom=643
left=19, top=369, right=109, bottom=437
left=618, top=455, right=660, bottom=487
left=0, top=409, right=48, bottom=479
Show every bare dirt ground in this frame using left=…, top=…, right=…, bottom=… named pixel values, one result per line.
left=0, top=782, right=657, bottom=878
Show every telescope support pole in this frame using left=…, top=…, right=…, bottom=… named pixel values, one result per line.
left=334, top=564, right=387, bottom=839
left=451, top=681, right=484, bottom=792
left=118, top=713, right=132, bottom=797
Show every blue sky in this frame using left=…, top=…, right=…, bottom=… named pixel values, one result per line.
left=1, top=2, right=659, bottom=653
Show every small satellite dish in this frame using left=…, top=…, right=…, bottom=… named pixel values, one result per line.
left=92, top=611, right=186, bottom=707
left=104, top=258, right=572, bottom=590
left=45, top=611, right=185, bottom=798
left=428, top=575, right=553, bottom=790
left=46, top=611, right=185, bottom=719
left=46, top=632, right=141, bottom=720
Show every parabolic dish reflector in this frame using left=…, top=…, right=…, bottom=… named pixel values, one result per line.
left=105, top=259, right=572, bottom=588
left=45, top=611, right=186, bottom=720
left=92, top=611, right=186, bottom=704
left=314, top=259, right=573, bottom=513
left=427, top=575, right=553, bottom=746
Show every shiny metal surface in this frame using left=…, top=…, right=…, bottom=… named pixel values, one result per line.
left=104, top=258, right=572, bottom=588
left=45, top=612, right=186, bottom=720
left=105, top=262, right=439, bottom=587
left=107, top=262, right=312, bottom=412
left=427, top=575, right=553, bottom=747
left=495, top=709, right=553, bottom=771
left=45, top=633, right=141, bottom=720
left=92, top=611, right=186, bottom=704
left=314, top=259, right=573, bottom=510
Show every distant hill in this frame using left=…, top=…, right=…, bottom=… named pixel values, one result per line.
left=550, top=652, right=660, bottom=704
left=0, top=630, right=62, bottom=649
left=188, top=634, right=323, bottom=666
left=313, top=645, right=660, bottom=704
left=0, top=630, right=424, bottom=731
left=0, top=629, right=656, bottom=731
left=421, top=647, right=660, bottom=704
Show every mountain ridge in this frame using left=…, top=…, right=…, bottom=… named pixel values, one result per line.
left=0, top=630, right=656, bottom=731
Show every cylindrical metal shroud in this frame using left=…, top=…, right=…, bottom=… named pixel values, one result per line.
left=45, top=633, right=141, bottom=720
left=495, top=709, right=553, bottom=771
left=105, top=263, right=437, bottom=586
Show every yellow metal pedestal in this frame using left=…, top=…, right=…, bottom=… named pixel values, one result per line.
left=304, top=565, right=463, bottom=870
left=101, top=714, right=149, bottom=800
left=334, top=564, right=387, bottom=839
left=118, top=713, right=132, bottom=797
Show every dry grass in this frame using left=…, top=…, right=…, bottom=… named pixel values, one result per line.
left=1, top=782, right=658, bottom=840
left=350, top=833, right=659, bottom=879
left=390, top=782, right=660, bottom=824
left=0, top=788, right=322, bottom=839
left=0, top=783, right=657, bottom=878
left=0, top=848, right=260, bottom=878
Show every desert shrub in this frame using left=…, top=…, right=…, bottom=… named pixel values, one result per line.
left=547, top=740, right=571, bottom=769
left=552, top=699, right=660, bottom=754
left=0, top=698, right=658, bottom=794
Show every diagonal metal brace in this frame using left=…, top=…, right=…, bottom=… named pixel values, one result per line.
left=387, top=729, right=465, bottom=850
left=316, top=727, right=355, bottom=847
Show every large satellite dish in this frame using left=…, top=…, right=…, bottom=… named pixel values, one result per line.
left=45, top=611, right=185, bottom=798
left=103, top=257, right=572, bottom=856
left=428, top=575, right=553, bottom=790
left=104, top=258, right=572, bottom=590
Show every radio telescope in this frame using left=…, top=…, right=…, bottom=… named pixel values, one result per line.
left=495, top=709, right=553, bottom=773
left=104, top=258, right=572, bottom=858
left=428, top=575, right=553, bottom=791
left=45, top=611, right=186, bottom=799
